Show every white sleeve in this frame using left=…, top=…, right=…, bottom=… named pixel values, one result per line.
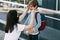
left=17, top=24, right=25, bottom=32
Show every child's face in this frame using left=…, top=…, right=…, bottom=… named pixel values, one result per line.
left=29, top=5, right=36, bottom=10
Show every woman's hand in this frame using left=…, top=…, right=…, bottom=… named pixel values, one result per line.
left=26, top=4, right=30, bottom=12
left=31, top=9, right=35, bottom=15
left=28, top=28, right=34, bottom=34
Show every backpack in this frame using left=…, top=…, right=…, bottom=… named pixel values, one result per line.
left=35, top=12, right=47, bottom=31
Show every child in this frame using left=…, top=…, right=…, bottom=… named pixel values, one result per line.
left=4, top=8, right=35, bottom=40
left=24, top=0, right=41, bottom=40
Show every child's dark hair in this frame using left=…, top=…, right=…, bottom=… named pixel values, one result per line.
left=29, top=0, right=38, bottom=8
left=5, top=10, right=18, bottom=33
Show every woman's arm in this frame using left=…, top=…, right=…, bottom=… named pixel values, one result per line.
left=24, top=10, right=35, bottom=31
left=18, top=8, right=29, bottom=22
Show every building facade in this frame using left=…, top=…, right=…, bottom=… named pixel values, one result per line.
left=3, top=0, right=60, bottom=30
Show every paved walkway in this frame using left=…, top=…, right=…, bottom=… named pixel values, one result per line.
left=0, top=25, right=60, bottom=40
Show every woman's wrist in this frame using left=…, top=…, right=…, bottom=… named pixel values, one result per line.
left=31, top=10, right=35, bottom=15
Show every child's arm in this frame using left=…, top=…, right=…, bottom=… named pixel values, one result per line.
left=24, top=10, right=35, bottom=31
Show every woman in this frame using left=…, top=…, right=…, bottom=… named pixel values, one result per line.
left=4, top=7, right=35, bottom=40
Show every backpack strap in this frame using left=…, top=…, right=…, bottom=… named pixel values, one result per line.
left=35, top=12, right=40, bottom=24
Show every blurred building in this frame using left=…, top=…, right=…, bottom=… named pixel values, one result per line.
left=58, top=0, right=60, bottom=10
left=37, top=0, right=60, bottom=30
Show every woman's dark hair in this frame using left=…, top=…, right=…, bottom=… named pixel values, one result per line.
left=5, top=10, right=18, bottom=33
left=29, top=0, right=38, bottom=8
